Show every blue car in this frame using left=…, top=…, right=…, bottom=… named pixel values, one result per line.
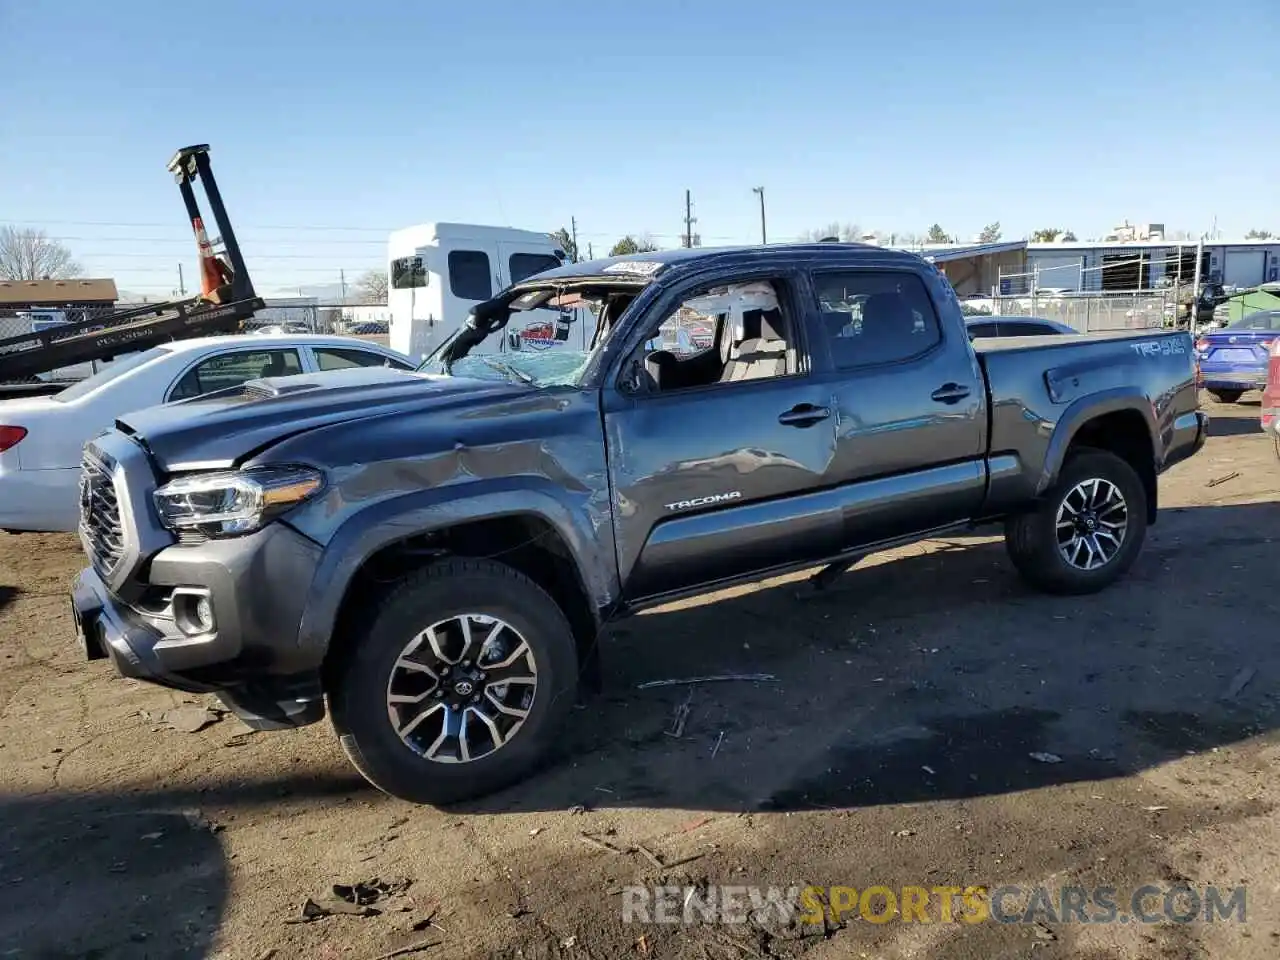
left=1195, top=310, right=1280, bottom=403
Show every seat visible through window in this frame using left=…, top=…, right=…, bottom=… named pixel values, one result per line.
left=720, top=308, right=788, bottom=382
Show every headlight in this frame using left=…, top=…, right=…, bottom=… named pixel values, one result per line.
left=153, top=465, right=323, bottom=537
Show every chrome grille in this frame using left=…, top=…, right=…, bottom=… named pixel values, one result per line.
left=79, top=451, right=124, bottom=575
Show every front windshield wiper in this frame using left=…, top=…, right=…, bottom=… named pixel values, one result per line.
left=477, top=355, right=536, bottom=385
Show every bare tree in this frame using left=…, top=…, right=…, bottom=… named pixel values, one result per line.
left=978, top=222, right=1002, bottom=243
left=803, top=222, right=843, bottom=242
left=0, top=227, right=83, bottom=281
left=1245, top=228, right=1274, bottom=240
left=355, top=269, right=388, bottom=304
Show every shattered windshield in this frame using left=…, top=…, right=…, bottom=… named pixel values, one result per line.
left=416, top=282, right=643, bottom=387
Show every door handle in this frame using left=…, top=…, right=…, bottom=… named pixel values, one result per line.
left=778, top=403, right=831, bottom=427
left=930, top=383, right=971, bottom=404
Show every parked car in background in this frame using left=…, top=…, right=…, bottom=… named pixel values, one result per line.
left=1263, top=338, right=1279, bottom=457
left=1194, top=309, right=1280, bottom=403
left=0, top=334, right=414, bottom=533
left=966, top=316, right=1078, bottom=339
left=253, top=322, right=312, bottom=335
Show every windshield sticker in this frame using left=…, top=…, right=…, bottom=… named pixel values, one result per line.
left=517, top=318, right=572, bottom=351
left=603, top=261, right=663, bottom=277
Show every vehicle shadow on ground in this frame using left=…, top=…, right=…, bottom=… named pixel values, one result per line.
left=0, top=773, right=365, bottom=960
left=0, top=585, right=17, bottom=616
left=1207, top=409, right=1265, bottom=437
left=442, top=500, right=1280, bottom=816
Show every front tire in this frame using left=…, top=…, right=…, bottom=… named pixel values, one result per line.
left=1004, top=449, right=1148, bottom=595
left=329, top=558, right=579, bottom=805
left=1209, top=389, right=1245, bottom=404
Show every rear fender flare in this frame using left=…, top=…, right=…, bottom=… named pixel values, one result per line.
left=1038, top=389, right=1158, bottom=496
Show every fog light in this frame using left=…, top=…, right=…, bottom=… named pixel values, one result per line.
left=195, top=596, right=214, bottom=631
left=173, top=589, right=215, bottom=636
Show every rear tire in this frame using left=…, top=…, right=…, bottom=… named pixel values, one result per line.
left=1004, top=449, right=1148, bottom=596
left=329, top=557, right=579, bottom=805
left=1209, top=389, right=1245, bottom=404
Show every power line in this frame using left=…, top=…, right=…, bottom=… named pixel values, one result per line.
left=0, top=218, right=395, bottom=232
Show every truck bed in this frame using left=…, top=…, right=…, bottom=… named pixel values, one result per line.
left=975, top=326, right=1199, bottom=502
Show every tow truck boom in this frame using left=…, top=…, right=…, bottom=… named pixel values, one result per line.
left=0, top=145, right=264, bottom=386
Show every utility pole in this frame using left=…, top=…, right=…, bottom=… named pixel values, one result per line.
left=340, top=269, right=347, bottom=303
left=1191, top=234, right=1204, bottom=336
left=587, top=242, right=594, bottom=260
left=177, top=263, right=186, bottom=296
left=752, top=187, right=766, bottom=244
left=570, top=217, right=579, bottom=262
left=683, top=190, right=696, bottom=249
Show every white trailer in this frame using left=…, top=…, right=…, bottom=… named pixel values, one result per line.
left=387, top=222, right=593, bottom=362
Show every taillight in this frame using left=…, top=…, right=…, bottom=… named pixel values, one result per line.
left=1194, top=338, right=1209, bottom=352
left=1260, top=338, right=1275, bottom=351
left=1264, top=356, right=1280, bottom=429
left=0, top=426, right=27, bottom=452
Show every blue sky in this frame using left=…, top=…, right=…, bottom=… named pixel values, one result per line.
left=1, top=0, right=1276, bottom=296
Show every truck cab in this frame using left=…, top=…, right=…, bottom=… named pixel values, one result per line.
left=387, top=222, right=589, bottom=363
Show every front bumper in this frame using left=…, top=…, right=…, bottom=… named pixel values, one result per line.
left=71, top=521, right=329, bottom=730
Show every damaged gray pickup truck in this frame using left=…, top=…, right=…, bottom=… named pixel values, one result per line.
left=70, top=244, right=1208, bottom=804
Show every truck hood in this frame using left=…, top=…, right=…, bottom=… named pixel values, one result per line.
left=114, top=366, right=526, bottom=471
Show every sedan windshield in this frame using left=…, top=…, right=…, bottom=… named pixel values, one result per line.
left=1224, top=310, right=1280, bottom=332
left=52, top=346, right=170, bottom=401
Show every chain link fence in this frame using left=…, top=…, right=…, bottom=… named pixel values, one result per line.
left=986, top=290, right=1174, bottom=333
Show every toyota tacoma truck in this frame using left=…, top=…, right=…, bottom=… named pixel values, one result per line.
left=70, top=244, right=1208, bottom=805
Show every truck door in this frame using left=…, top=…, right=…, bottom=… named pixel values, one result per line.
left=603, top=271, right=843, bottom=602
left=806, top=267, right=987, bottom=548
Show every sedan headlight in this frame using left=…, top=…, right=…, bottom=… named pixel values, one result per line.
left=153, top=465, right=323, bottom=537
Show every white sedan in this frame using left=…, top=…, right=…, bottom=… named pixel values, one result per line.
left=0, top=334, right=415, bottom=533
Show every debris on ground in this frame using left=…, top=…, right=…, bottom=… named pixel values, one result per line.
left=637, top=673, right=777, bottom=689
left=1142, top=806, right=1169, bottom=813
left=666, top=688, right=694, bottom=738
left=1029, top=752, right=1063, bottom=764
left=1222, top=666, right=1256, bottom=701
left=567, top=804, right=588, bottom=815
left=892, top=829, right=915, bottom=838
left=921, top=765, right=936, bottom=775
left=529, top=827, right=544, bottom=837
left=578, top=832, right=627, bottom=855
left=1032, top=922, right=1057, bottom=945
left=181, top=809, right=224, bottom=833
left=371, top=938, right=442, bottom=959
left=287, top=898, right=380, bottom=923
left=1206, top=471, right=1240, bottom=488
left=680, top=816, right=714, bottom=833
left=332, top=877, right=412, bottom=906
left=163, top=705, right=222, bottom=733
left=711, top=731, right=725, bottom=758
left=635, top=844, right=665, bottom=869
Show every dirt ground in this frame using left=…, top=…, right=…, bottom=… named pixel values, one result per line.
left=2, top=397, right=1278, bottom=960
